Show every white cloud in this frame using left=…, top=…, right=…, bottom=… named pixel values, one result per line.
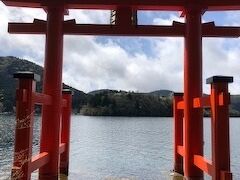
left=203, top=38, right=240, bottom=94
left=65, top=9, right=110, bottom=24
left=0, top=2, right=240, bottom=94
left=153, top=14, right=184, bottom=25
left=63, top=36, right=183, bottom=92
left=0, top=2, right=45, bottom=63
left=225, top=11, right=240, bottom=26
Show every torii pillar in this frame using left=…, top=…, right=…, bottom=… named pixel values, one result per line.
left=39, top=5, right=65, bottom=179
left=184, top=5, right=203, bottom=179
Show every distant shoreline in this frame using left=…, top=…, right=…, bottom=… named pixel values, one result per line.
left=1, top=112, right=240, bottom=118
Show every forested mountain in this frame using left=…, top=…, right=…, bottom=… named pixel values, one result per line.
left=0, top=56, right=87, bottom=113
left=83, top=90, right=240, bottom=117
left=82, top=90, right=173, bottom=116
left=1, top=56, right=240, bottom=117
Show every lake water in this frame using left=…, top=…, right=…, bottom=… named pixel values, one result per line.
left=0, top=115, right=240, bottom=180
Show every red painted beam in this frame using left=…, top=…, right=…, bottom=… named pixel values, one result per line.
left=8, top=22, right=45, bottom=34
left=2, top=0, right=42, bottom=8
left=30, top=152, right=49, bottom=173
left=177, top=145, right=184, bottom=157
left=194, top=155, right=213, bottom=176
left=177, top=101, right=184, bottom=110
left=32, top=92, right=52, bottom=105
left=68, top=0, right=240, bottom=11
left=64, top=24, right=185, bottom=37
left=8, top=20, right=240, bottom=37
left=193, top=96, right=210, bottom=108
left=203, top=26, right=240, bottom=38
left=66, top=0, right=184, bottom=10
left=2, top=0, right=240, bottom=11
left=203, top=0, right=240, bottom=11
left=202, top=22, right=240, bottom=38
left=63, top=20, right=185, bottom=36
left=2, top=0, right=184, bottom=10
left=8, top=20, right=185, bottom=36
left=8, top=19, right=46, bottom=34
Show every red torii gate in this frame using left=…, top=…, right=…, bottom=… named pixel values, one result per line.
left=2, top=0, right=240, bottom=179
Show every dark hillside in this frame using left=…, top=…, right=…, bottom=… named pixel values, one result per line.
left=81, top=91, right=173, bottom=116
left=149, top=90, right=173, bottom=97
left=230, top=95, right=240, bottom=116
left=0, top=56, right=87, bottom=113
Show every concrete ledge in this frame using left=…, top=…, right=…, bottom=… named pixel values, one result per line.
left=170, top=172, right=185, bottom=180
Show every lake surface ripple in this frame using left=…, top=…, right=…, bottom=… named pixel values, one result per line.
left=0, top=115, right=240, bottom=180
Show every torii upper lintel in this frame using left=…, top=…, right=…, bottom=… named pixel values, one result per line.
left=2, top=0, right=240, bottom=11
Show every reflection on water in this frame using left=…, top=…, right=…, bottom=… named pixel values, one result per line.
left=68, top=116, right=173, bottom=180
left=0, top=115, right=240, bottom=179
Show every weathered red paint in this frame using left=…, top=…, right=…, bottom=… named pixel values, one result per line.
left=12, top=72, right=72, bottom=179
left=39, top=5, right=65, bottom=180
left=11, top=73, right=36, bottom=180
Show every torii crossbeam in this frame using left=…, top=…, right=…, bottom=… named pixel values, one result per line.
left=2, top=0, right=240, bottom=10
left=2, top=0, right=240, bottom=180
left=8, top=20, right=240, bottom=37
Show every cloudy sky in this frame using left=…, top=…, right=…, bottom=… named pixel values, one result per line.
left=0, top=2, right=240, bottom=94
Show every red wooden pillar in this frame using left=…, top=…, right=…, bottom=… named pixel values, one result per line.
left=207, top=76, right=233, bottom=180
left=173, top=93, right=184, bottom=174
left=184, top=5, right=204, bottom=179
left=12, top=72, right=39, bottom=180
left=60, top=89, right=72, bottom=175
left=39, top=5, right=65, bottom=179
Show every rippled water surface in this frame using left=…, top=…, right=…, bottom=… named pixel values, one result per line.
left=0, top=115, right=240, bottom=179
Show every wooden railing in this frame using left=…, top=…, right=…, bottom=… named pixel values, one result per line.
left=11, top=72, right=72, bottom=180
left=174, top=76, right=233, bottom=180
